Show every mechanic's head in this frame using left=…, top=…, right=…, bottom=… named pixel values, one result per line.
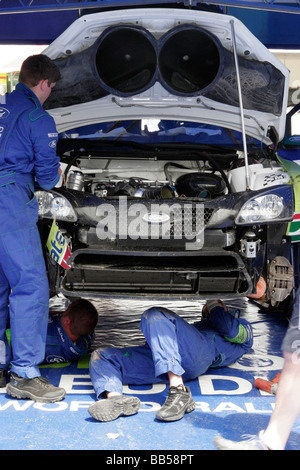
left=61, top=299, right=98, bottom=342
left=19, top=54, right=61, bottom=88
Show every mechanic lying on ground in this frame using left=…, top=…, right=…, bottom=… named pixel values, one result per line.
left=1, top=299, right=98, bottom=386
left=88, top=300, right=253, bottom=423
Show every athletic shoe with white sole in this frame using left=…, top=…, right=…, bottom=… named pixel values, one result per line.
left=88, top=395, right=141, bottom=422
left=214, top=431, right=270, bottom=450
left=155, top=385, right=196, bottom=422
left=6, top=373, right=66, bottom=403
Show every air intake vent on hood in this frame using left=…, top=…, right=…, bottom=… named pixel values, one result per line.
left=158, top=25, right=223, bottom=95
left=95, top=25, right=157, bottom=95
left=44, top=23, right=285, bottom=117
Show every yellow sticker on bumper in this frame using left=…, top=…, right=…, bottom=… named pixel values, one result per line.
left=46, top=220, right=72, bottom=270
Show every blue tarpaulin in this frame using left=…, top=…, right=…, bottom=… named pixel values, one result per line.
left=0, top=295, right=298, bottom=451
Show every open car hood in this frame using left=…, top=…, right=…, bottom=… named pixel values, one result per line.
left=43, top=7, right=289, bottom=146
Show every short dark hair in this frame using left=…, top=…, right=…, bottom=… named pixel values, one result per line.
left=19, top=54, right=61, bottom=88
left=65, top=299, right=98, bottom=338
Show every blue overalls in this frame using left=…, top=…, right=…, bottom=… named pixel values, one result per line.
left=0, top=83, right=60, bottom=378
left=89, top=306, right=253, bottom=398
left=44, top=314, right=93, bottom=364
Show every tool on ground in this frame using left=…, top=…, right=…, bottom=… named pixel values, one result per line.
left=254, top=373, right=281, bottom=395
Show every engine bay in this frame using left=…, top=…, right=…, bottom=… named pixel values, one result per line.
left=41, top=145, right=295, bottom=303
left=57, top=151, right=289, bottom=200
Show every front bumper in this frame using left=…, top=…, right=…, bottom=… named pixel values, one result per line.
left=58, top=247, right=252, bottom=300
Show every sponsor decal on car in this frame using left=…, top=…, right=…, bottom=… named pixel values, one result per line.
left=46, top=219, right=72, bottom=270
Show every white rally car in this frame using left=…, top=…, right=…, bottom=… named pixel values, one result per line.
left=35, top=5, right=300, bottom=311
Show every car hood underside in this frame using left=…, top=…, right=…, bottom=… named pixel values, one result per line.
left=43, top=7, right=289, bottom=146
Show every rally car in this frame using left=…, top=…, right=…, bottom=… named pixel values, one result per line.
left=35, top=5, right=300, bottom=309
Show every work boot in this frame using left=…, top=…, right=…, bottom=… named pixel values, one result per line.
left=6, top=373, right=66, bottom=403
left=156, top=385, right=196, bottom=422
left=0, top=369, right=6, bottom=388
left=88, top=395, right=141, bottom=422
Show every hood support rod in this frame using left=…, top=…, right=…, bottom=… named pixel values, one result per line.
left=230, top=19, right=250, bottom=190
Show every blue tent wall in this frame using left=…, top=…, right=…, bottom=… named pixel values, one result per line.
left=0, top=11, right=78, bottom=44
left=228, top=7, right=300, bottom=49
left=0, top=1, right=299, bottom=48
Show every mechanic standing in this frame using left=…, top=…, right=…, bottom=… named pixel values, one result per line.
left=0, top=54, right=66, bottom=402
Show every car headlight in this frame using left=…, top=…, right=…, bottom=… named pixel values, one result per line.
left=236, top=186, right=294, bottom=225
left=35, top=190, right=77, bottom=222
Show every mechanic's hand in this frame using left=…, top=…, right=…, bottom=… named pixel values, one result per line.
left=202, top=299, right=227, bottom=318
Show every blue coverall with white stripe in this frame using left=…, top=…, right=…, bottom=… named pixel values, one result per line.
left=89, top=305, right=253, bottom=398
left=0, top=83, right=60, bottom=378
left=44, top=314, right=93, bottom=364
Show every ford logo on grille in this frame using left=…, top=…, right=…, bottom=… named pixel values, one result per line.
left=142, top=212, right=170, bottom=224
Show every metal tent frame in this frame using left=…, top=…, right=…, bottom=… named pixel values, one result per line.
left=0, top=0, right=299, bottom=15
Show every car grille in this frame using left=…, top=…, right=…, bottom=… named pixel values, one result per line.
left=109, top=200, right=214, bottom=243
left=169, top=206, right=215, bottom=237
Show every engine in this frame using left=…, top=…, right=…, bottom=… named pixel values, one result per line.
left=60, top=154, right=290, bottom=202
left=64, top=165, right=228, bottom=201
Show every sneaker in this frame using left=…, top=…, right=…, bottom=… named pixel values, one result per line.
left=156, top=385, right=196, bottom=422
left=214, top=431, right=270, bottom=450
left=0, top=370, right=7, bottom=388
left=88, top=395, right=141, bottom=422
left=6, top=373, right=66, bottom=403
